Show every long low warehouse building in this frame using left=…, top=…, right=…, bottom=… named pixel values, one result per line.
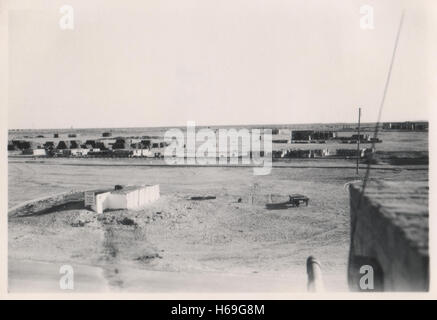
left=85, top=185, right=160, bottom=213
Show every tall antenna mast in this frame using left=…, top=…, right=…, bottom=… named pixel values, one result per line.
left=349, top=11, right=405, bottom=286
left=361, top=10, right=405, bottom=191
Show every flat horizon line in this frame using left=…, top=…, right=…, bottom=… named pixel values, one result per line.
left=7, top=119, right=429, bottom=131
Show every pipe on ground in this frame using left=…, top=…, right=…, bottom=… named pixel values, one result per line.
left=307, top=256, right=324, bottom=292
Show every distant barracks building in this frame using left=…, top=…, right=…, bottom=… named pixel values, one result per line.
left=382, top=121, right=428, bottom=131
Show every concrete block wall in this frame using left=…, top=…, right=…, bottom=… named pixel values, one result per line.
left=95, top=192, right=111, bottom=214
left=348, top=180, right=429, bottom=291
left=93, top=185, right=160, bottom=213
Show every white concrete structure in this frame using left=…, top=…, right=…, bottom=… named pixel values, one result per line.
left=71, top=148, right=87, bottom=156
left=33, top=149, right=46, bottom=156
left=85, top=185, right=160, bottom=213
left=132, top=149, right=141, bottom=157
left=71, top=148, right=101, bottom=156
left=84, top=189, right=111, bottom=213
left=132, top=149, right=154, bottom=157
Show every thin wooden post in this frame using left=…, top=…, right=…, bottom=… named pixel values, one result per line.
left=356, top=108, right=361, bottom=174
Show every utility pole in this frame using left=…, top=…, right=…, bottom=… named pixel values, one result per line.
left=356, top=108, right=361, bottom=175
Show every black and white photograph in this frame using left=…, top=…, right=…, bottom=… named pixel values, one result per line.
left=2, top=0, right=435, bottom=299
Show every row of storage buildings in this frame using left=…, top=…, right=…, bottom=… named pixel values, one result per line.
left=382, top=121, right=428, bottom=131
left=272, top=147, right=374, bottom=159
left=8, top=137, right=168, bottom=158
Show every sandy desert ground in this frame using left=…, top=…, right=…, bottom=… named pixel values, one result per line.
left=8, top=158, right=428, bottom=292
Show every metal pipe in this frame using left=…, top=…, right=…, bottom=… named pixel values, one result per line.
left=307, top=256, right=324, bottom=292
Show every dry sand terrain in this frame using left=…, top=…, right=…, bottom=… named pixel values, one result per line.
left=8, top=159, right=427, bottom=292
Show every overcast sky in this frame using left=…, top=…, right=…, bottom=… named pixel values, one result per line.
left=7, top=0, right=435, bottom=129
